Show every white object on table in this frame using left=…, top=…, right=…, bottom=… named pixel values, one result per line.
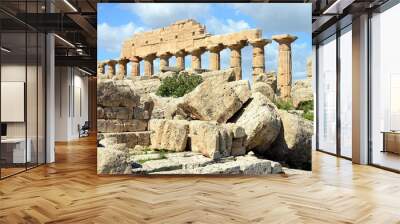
left=1, top=138, right=31, bottom=163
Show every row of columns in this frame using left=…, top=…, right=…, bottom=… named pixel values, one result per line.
left=99, top=35, right=297, bottom=99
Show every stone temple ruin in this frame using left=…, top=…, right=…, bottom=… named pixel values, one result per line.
left=97, top=20, right=313, bottom=175
left=98, top=19, right=298, bottom=100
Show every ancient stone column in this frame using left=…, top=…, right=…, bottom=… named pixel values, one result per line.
left=158, top=52, right=171, bottom=71
left=106, top=60, right=117, bottom=79
left=228, top=41, right=246, bottom=80
left=144, top=54, right=156, bottom=76
left=207, top=44, right=224, bottom=71
left=175, top=50, right=186, bottom=70
left=130, top=56, right=141, bottom=77
left=272, top=34, right=297, bottom=100
left=189, top=47, right=205, bottom=70
left=116, top=58, right=129, bottom=80
left=249, top=39, right=271, bottom=77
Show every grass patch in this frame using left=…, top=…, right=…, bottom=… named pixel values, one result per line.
left=136, top=148, right=169, bottom=164
left=274, top=99, right=294, bottom=110
left=156, top=73, right=203, bottom=97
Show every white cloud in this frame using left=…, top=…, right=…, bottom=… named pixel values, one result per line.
left=230, top=3, right=311, bottom=33
left=98, top=22, right=145, bottom=54
left=206, top=17, right=251, bottom=35
left=123, top=3, right=210, bottom=28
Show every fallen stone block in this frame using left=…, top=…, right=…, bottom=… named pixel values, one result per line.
left=149, top=119, right=189, bottom=152
left=177, top=80, right=251, bottom=123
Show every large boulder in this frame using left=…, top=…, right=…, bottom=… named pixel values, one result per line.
left=97, top=148, right=131, bottom=174
left=231, top=92, right=281, bottom=153
left=252, top=82, right=276, bottom=102
left=267, top=110, right=313, bottom=170
left=177, top=80, right=251, bottom=123
left=291, top=79, right=313, bottom=108
left=97, top=80, right=140, bottom=108
left=148, top=119, right=189, bottom=152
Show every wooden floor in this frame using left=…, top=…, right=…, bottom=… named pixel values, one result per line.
left=1, top=136, right=400, bottom=223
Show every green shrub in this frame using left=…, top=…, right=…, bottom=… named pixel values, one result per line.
left=156, top=73, right=203, bottom=97
left=274, top=99, right=294, bottom=110
left=298, top=100, right=314, bottom=121
left=297, top=100, right=313, bottom=112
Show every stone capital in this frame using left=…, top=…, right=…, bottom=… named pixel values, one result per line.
left=249, top=38, right=271, bottom=48
left=157, top=51, right=172, bottom=59
left=129, top=56, right=141, bottom=63
left=106, top=59, right=117, bottom=66
left=207, top=43, right=224, bottom=53
left=175, top=50, right=187, bottom=57
left=143, top=54, right=156, bottom=61
left=118, top=58, right=129, bottom=64
left=272, top=34, right=297, bottom=45
left=227, top=41, right=246, bottom=51
left=188, top=47, right=206, bottom=56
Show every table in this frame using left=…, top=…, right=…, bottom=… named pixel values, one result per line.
left=1, top=138, right=31, bottom=163
left=381, top=131, right=400, bottom=154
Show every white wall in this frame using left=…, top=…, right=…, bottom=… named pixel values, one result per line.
left=54, top=67, right=89, bottom=141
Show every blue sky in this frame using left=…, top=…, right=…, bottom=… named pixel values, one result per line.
left=98, top=3, right=312, bottom=81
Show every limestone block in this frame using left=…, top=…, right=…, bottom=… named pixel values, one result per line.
left=233, top=92, right=281, bottom=153
left=97, top=119, right=147, bottom=133
left=97, top=147, right=131, bottom=174
left=98, top=131, right=151, bottom=148
left=148, top=119, right=189, bottom=152
left=291, top=79, right=313, bottom=108
left=97, top=107, right=104, bottom=119
left=189, top=121, right=221, bottom=159
left=97, top=80, right=140, bottom=108
left=177, top=80, right=251, bottom=123
left=252, top=82, right=276, bottom=102
left=103, top=107, right=133, bottom=120
left=133, top=99, right=154, bottom=120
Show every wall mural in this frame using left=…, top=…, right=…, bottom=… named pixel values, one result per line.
left=97, top=3, right=313, bottom=175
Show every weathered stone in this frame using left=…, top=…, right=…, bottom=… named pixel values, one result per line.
left=149, top=119, right=189, bottom=152
left=157, top=71, right=178, bottom=80
left=160, top=66, right=182, bottom=73
left=97, top=147, right=131, bottom=174
left=231, top=138, right=246, bottom=156
left=189, top=121, right=221, bottom=159
left=188, top=121, right=246, bottom=159
left=151, top=152, right=282, bottom=175
left=177, top=80, right=251, bottom=123
left=133, top=99, right=154, bottom=120
left=149, top=93, right=186, bottom=119
left=97, top=80, right=140, bottom=108
left=132, top=152, right=213, bottom=174
left=98, top=131, right=151, bottom=148
left=254, top=72, right=277, bottom=92
left=252, top=82, right=276, bottom=102
left=97, top=119, right=147, bottom=133
left=291, top=79, right=313, bottom=108
left=200, top=68, right=236, bottom=83
left=267, top=110, right=313, bottom=170
left=232, top=92, right=281, bottom=153
left=130, top=78, right=161, bottom=97
left=103, top=107, right=133, bottom=120
left=97, top=107, right=104, bottom=119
